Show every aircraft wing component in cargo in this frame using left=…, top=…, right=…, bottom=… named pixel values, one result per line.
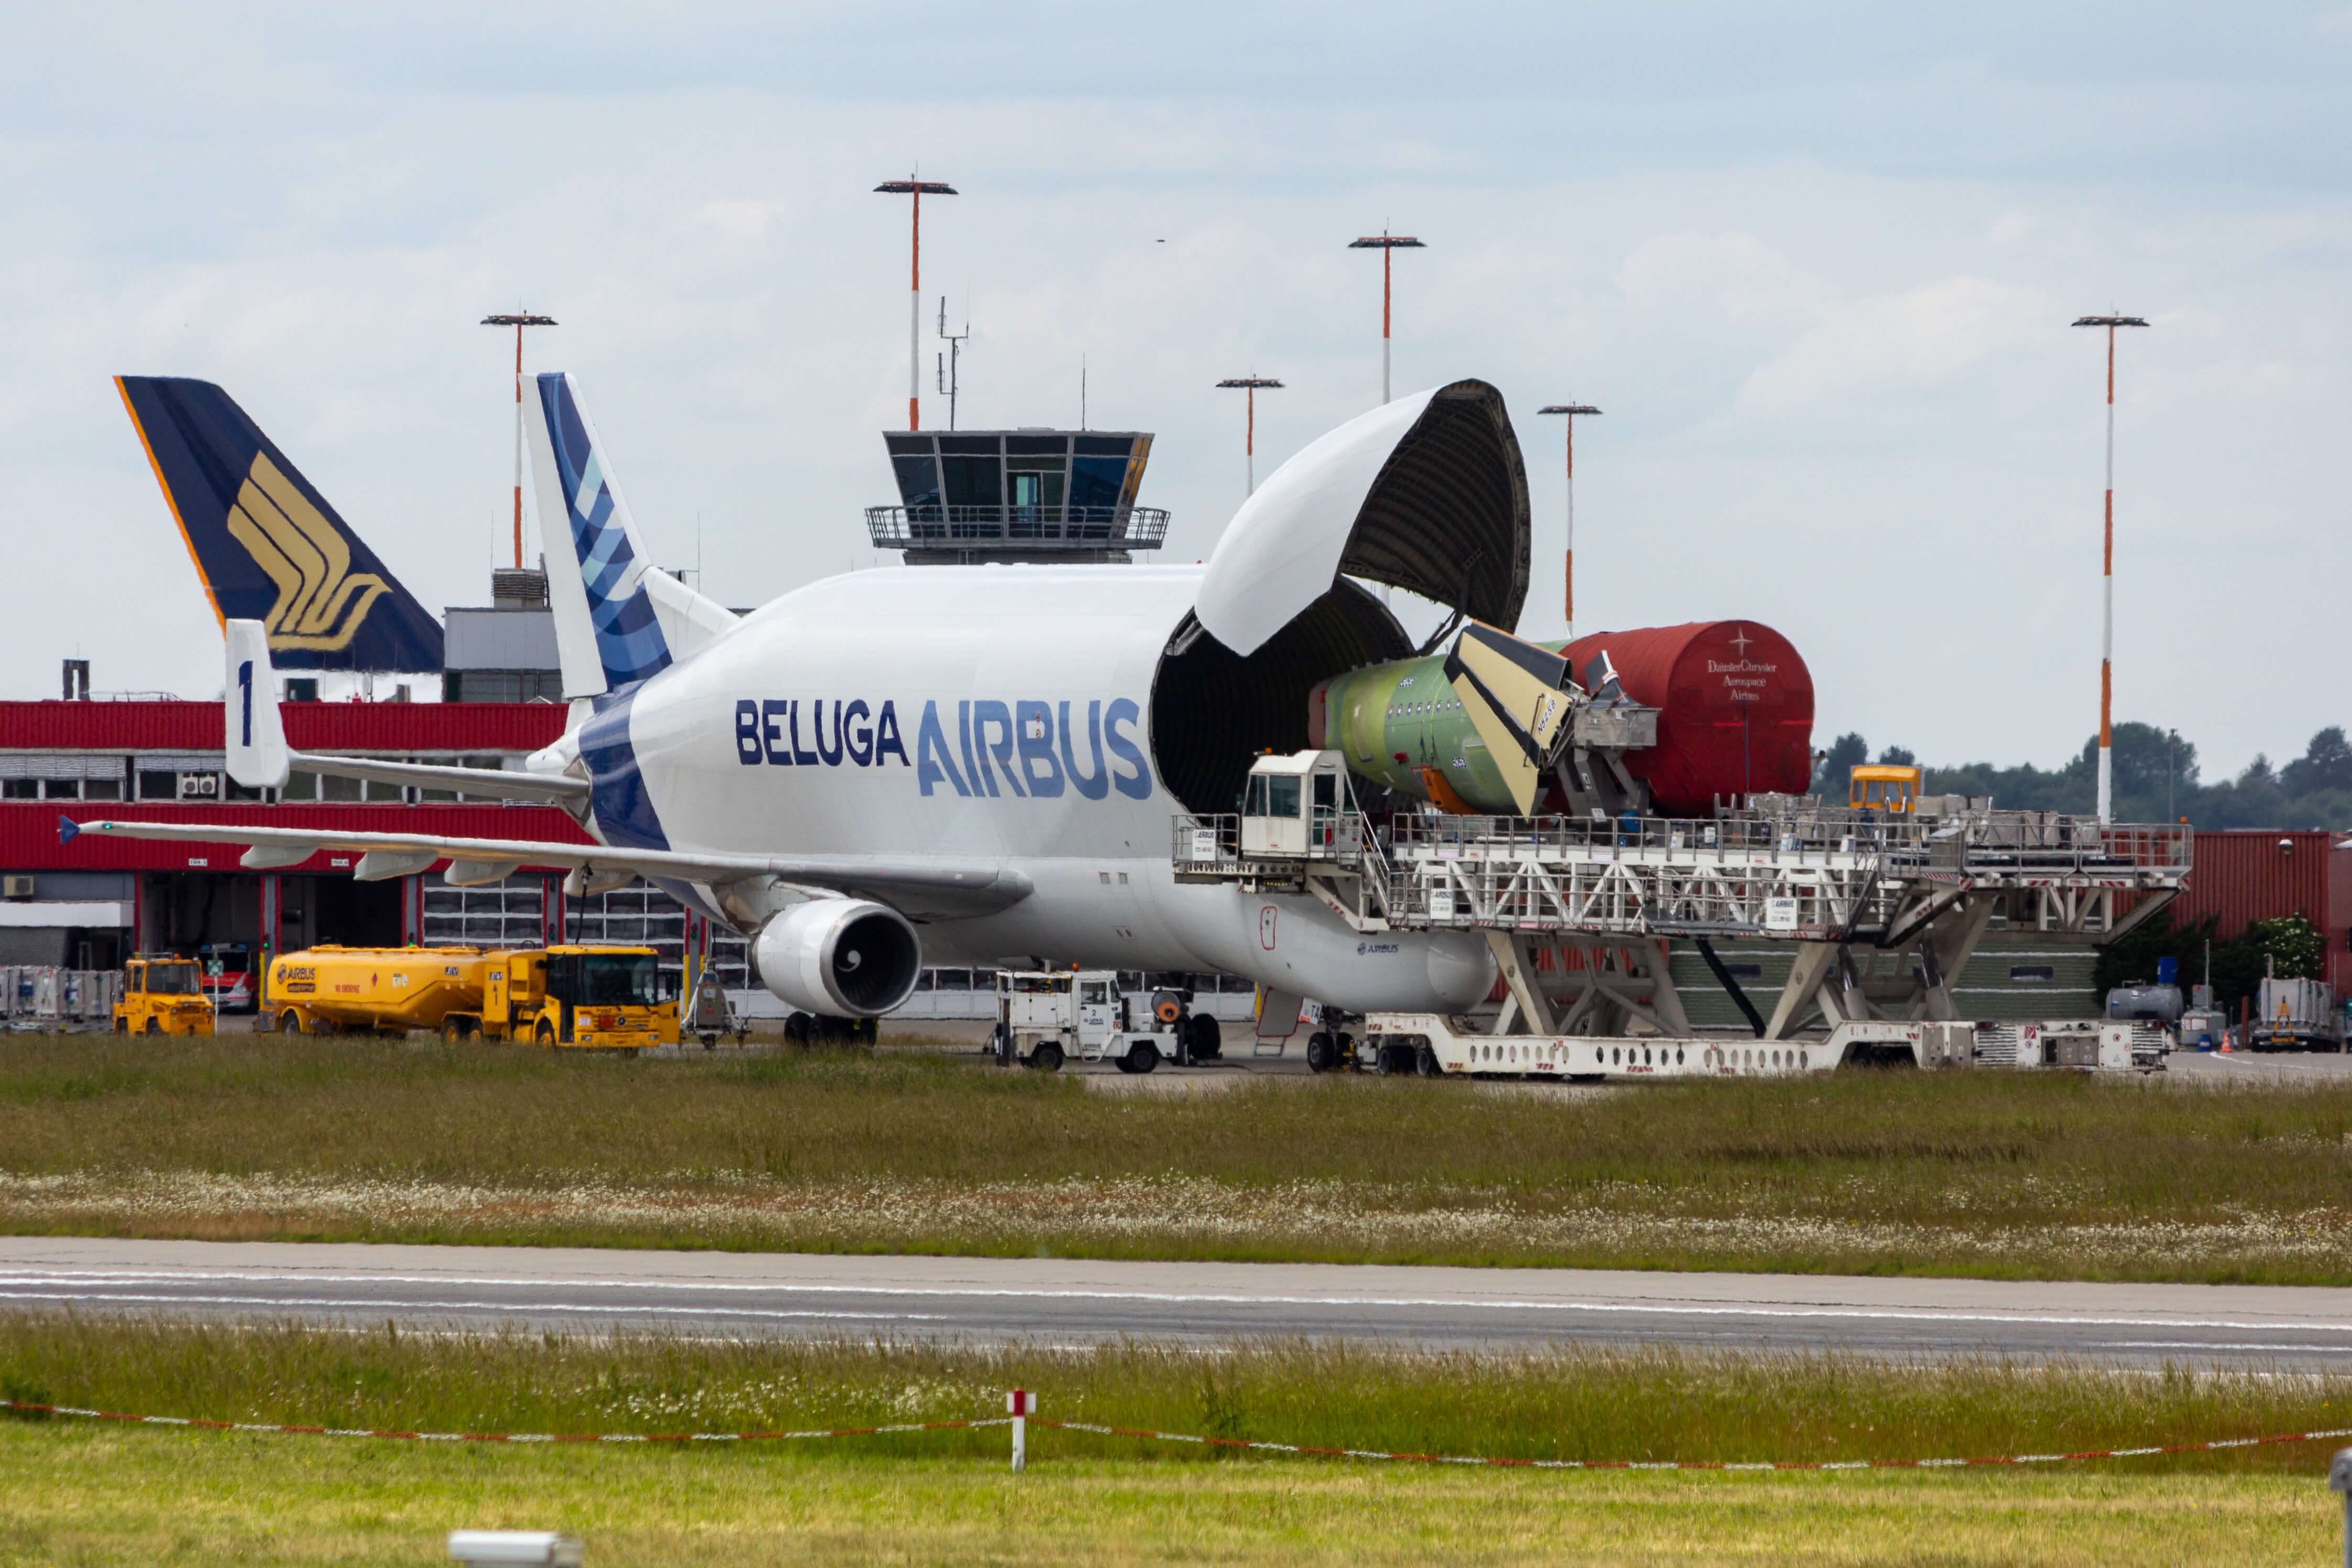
left=1441, top=622, right=1576, bottom=815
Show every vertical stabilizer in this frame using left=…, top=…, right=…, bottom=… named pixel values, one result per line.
left=115, top=376, right=445, bottom=672
left=527, top=372, right=737, bottom=699
left=224, top=619, right=290, bottom=789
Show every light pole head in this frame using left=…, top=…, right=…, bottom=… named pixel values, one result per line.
left=481, top=314, right=557, bottom=328
left=2070, top=315, right=2148, bottom=329
left=1215, top=378, right=1284, bottom=390
left=1347, top=235, right=1424, bottom=250
left=1539, top=404, right=1601, bottom=417
left=875, top=180, right=957, bottom=196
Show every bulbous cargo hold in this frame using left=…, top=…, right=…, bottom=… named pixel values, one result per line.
left=1561, top=621, right=1814, bottom=816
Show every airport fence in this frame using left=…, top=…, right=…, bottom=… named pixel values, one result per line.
left=7, top=1395, right=2349, bottom=1477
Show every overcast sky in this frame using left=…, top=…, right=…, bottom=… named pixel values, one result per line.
left=4, top=4, right=2346, bottom=774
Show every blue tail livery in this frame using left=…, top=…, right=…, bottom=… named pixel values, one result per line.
left=526, top=371, right=672, bottom=696
left=115, top=376, right=444, bottom=672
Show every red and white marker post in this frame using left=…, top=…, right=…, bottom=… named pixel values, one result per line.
left=1007, top=1388, right=1035, bottom=1472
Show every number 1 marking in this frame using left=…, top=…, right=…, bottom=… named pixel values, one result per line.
left=237, top=660, right=253, bottom=747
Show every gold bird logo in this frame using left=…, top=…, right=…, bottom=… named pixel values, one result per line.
left=224, top=452, right=390, bottom=652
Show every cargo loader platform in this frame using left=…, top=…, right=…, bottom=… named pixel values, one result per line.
left=1173, top=752, right=2191, bottom=1073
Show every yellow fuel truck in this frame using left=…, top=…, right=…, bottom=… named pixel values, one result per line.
left=267, top=944, right=677, bottom=1051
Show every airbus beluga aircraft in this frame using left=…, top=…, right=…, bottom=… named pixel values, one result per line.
left=69, top=374, right=1548, bottom=1039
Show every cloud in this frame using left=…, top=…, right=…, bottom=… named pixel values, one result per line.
left=1736, top=275, right=2049, bottom=414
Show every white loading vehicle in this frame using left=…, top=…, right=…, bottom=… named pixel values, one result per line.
left=991, top=970, right=1220, bottom=1074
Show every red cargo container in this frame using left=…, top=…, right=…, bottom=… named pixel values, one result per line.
left=1560, top=622, right=1815, bottom=817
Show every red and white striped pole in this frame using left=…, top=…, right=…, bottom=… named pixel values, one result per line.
left=1349, top=232, right=1425, bottom=406
left=875, top=176, right=959, bottom=431
left=1217, top=378, right=1284, bottom=498
left=480, top=312, right=557, bottom=570
left=1539, top=404, right=1601, bottom=638
left=2073, top=314, right=2148, bottom=826
left=1007, top=1388, right=1034, bottom=1471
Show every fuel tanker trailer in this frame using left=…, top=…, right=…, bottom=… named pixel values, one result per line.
left=267, top=943, right=676, bottom=1049
left=1310, top=619, right=1813, bottom=819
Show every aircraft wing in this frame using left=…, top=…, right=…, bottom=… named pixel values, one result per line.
left=58, top=816, right=1032, bottom=920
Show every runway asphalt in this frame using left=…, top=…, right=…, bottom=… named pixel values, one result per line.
left=5, top=1237, right=2351, bottom=1369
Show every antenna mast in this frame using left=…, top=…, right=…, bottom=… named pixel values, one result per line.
left=935, top=297, right=970, bottom=432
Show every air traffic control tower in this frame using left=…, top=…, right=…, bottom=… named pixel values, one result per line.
left=867, top=429, right=1168, bottom=565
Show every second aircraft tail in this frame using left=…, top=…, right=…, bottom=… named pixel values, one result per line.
left=115, top=376, right=445, bottom=672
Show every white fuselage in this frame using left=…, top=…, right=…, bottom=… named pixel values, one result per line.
left=597, top=563, right=1496, bottom=1015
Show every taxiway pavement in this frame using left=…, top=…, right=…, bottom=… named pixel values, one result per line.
left=3, top=1237, right=2348, bottom=1368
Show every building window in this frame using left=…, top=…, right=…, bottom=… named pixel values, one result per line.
left=2, top=779, right=35, bottom=799
left=2010, top=965, right=2056, bottom=982
left=137, top=770, right=178, bottom=801
left=83, top=777, right=120, bottom=801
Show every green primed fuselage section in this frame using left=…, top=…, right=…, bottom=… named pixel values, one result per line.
left=1320, top=640, right=1572, bottom=813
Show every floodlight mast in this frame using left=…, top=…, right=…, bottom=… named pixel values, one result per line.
left=2071, top=313, right=2150, bottom=826
left=480, top=312, right=557, bottom=570
left=875, top=175, right=958, bottom=430
left=1347, top=232, right=1426, bottom=404
left=1538, top=404, right=1602, bottom=638
left=1216, top=377, right=1284, bottom=495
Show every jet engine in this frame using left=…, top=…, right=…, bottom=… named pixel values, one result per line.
left=753, top=899, right=922, bottom=1018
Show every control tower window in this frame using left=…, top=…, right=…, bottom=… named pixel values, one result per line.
left=942, top=453, right=1002, bottom=511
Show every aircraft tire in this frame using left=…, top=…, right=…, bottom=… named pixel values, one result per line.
left=785, top=1012, right=811, bottom=1046
left=1188, top=1014, right=1222, bottom=1060
left=1304, top=1033, right=1337, bottom=1074
left=1028, top=1041, right=1064, bottom=1073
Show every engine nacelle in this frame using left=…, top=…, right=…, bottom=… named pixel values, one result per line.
left=752, top=899, right=922, bottom=1018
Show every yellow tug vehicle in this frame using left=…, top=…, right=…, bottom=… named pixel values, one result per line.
left=267, top=944, right=676, bottom=1052
left=114, top=954, right=216, bottom=1036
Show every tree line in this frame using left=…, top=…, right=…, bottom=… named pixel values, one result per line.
left=1810, top=723, right=2352, bottom=831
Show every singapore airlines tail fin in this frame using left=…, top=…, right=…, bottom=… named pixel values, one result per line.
left=525, top=371, right=736, bottom=698
left=114, top=376, right=445, bottom=673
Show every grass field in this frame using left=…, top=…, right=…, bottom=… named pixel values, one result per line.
left=4, top=1035, right=2352, bottom=1281
left=2, top=1320, right=2346, bottom=1565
